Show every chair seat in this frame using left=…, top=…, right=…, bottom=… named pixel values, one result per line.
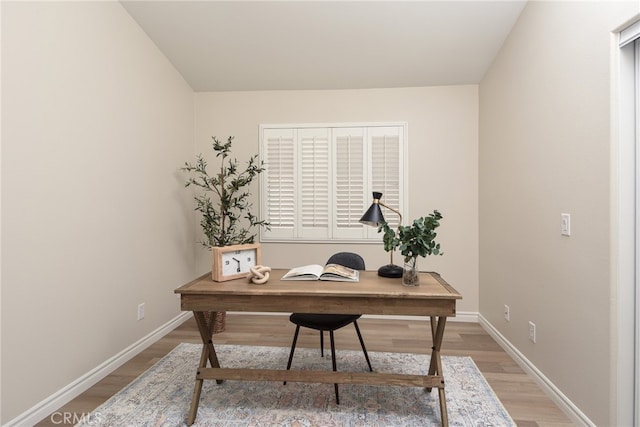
left=289, top=313, right=361, bottom=331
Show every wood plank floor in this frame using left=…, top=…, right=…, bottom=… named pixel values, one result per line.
left=36, top=314, right=574, bottom=426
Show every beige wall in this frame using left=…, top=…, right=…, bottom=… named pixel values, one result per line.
left=7, top=0, right=637, bottom=424
left=1, top=2, right=195, bottom=422
left=479, top=1, right=638, bottom=425
left=194, top=87, right=480, bottom=315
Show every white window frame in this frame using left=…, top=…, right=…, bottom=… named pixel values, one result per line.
left=260, top=122, right=408, bottom=243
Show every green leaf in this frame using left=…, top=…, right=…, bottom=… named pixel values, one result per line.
left=383, top=210, right=444, bottom=260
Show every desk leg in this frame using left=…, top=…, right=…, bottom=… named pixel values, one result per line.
left=195, top=311, right=222, bottom=372
left=187, top=311, right=223, bottom=426
left=426, top=315, right=449, bottom=427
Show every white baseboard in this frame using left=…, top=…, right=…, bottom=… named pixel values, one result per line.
left=477, top=314, right=593, bottom=427
left=5, top=312, right=192, bottom=427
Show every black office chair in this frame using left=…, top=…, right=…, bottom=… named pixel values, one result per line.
left=284, top=252, right=373, bottom=404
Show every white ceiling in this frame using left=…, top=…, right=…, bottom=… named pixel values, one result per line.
left=120, top=1, right=527, bottom=92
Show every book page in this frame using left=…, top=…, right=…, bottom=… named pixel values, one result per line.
left=320, top=264, right=359, bottom=282
left=281, top=264, right=324, bottom=280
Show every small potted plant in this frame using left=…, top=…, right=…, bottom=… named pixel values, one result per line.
left=181, top=136, right=270, bottom=331
left=380, top=210, right=443, bottom=286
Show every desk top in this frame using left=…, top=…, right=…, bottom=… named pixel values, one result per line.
left=175, top=270, right=461, bottom=301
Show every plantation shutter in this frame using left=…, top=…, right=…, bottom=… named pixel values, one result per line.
left=260, top=123, right=405, bottom=242
left=299, top=128, right=331, bottom=239
left=262, top=128, right=296, bottom=239
left=334, top=128, right=367, bottom=239
left=370, top=126, right=403, bottom=230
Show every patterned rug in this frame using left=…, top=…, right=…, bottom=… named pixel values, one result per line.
left=78, top=343, right=515, bottom=426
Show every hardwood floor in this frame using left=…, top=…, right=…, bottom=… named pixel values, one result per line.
left=36, top=314, right=574, bottom=426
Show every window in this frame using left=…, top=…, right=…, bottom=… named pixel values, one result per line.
left=260, top=123, right=406, bottom=242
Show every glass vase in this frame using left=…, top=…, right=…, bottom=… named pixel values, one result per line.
left=402, top=258, right=420, bottom=286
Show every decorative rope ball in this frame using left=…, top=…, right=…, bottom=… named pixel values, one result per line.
left=247, top=265, right=271, bottom=285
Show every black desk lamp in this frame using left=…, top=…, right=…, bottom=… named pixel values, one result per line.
left=359, top=192, right=403, bottom=278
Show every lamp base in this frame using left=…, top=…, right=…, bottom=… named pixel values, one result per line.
left=378, top=264, right=403, bottom=278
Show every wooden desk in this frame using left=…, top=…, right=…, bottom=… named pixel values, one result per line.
left=175, top=270, right=462, bottom=426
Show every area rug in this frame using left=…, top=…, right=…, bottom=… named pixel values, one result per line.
left=78, top=343, right=515, bottom=427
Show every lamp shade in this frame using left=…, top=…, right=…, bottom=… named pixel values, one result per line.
left=359, top=192, right=385, bottom=226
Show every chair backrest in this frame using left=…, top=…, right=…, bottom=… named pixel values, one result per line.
left=325, top=252, right=366, bottom=271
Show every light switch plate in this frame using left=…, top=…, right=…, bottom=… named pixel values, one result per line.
left=561, top=213, right=570, bottom=236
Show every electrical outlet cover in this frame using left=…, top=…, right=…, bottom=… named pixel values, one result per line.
left=528, top=321, right=536, bottom=343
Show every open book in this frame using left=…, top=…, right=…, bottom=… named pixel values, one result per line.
left=281, top=263, right=360, bottom=282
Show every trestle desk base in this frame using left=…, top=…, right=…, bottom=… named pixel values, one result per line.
left=175, top=270, right=461, bottom=427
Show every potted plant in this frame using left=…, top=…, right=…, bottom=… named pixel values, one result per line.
left=181, top=135, right=270, bottom=331
left=380, top=210, right=443, bottom=286
left=182, top=136, right=269, bottom=248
